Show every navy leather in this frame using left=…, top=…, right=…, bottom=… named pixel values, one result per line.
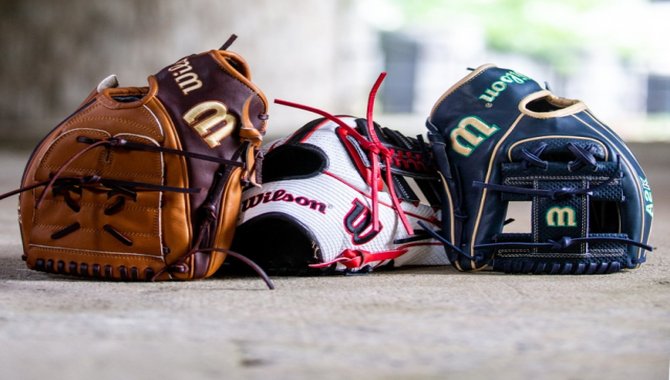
left=427, top=64, right=653, bottom=273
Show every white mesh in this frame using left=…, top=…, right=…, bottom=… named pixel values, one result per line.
left=239, top=118, right=450, bottom=271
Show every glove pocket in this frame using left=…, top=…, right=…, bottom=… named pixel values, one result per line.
left=24, top=128, right=169, bottom=280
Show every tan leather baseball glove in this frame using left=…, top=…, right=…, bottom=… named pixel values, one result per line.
left=4, top=36, right=273, bottom=286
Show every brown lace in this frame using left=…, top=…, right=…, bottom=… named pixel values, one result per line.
left=2, top=117, right=272, bottom=286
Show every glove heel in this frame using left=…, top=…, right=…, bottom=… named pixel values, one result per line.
left=492, top=258, right=625, bottom=275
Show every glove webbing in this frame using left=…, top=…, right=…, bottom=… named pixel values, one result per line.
left=472, top=145, right=653, bottom=255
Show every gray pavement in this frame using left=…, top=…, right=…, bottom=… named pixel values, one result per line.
left=0, top=144, right=668, bottom=380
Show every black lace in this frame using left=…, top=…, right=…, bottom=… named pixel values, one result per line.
left=77, top=136, right=244, bottom=166
left=416, top=220, right=477, bottom=260
left=473, top=150, right=622, bottom=201
left=471, top=144, right=652, bottom=253
left=519, top=142, right=548, bottom=169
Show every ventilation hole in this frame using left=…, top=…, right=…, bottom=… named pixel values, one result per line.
left=56, top=260, right=65, bottom=273
left=79, top=263, right=89, bottom=276
left=46, top=260, right=54, bottom=272
left=130, top=267, right=139, bottom=280
left=68, top=261, right=78, bottom=274
left=35, top=259, right=45, bottom=270
left=118, top=266, right=128, bottom=279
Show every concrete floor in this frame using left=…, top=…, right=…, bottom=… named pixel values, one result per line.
left=0, top=144, right=668, bottom=380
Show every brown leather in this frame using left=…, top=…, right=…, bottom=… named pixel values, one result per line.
left=18, top=46, right=267, bottom=281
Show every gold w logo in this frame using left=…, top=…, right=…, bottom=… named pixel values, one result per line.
left=450, top=116, right=499, bottom=156
left=183, top=101, right=236, bottom=148
left=546, top=206, right=577, bottom=227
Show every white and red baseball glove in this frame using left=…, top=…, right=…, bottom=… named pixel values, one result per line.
left=231, top=74, right=449, bottom=274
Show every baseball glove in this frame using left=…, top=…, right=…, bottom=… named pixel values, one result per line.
left=230, top=73, right=448, bottom=274
left=425, top=64, right=653, bottom=274
left=3, top=36, right=273, bottom=285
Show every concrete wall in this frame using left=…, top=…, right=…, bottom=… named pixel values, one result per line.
left=0, top=0, right=380, bottom=144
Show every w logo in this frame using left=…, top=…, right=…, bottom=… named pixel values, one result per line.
left=450, top=116, right=499, bottom=156
left=344, top=199, right=381, bottom=245
left=546, top=206, right=577, bottom=227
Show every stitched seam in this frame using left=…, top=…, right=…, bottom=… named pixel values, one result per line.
left=39, top=167, right=162, bottom=180
left=497, top=252, right=624, bottom=258
left=34, top=224, right=159, bottom=237
left=38, top=199, right=160, bottom=211
left=504, top=175, right=614, bottom=181
left=70, top=116, right=160, bottom=137
left=29, top=245, right=163, bottom=261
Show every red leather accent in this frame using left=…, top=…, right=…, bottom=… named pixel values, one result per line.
left=309, top=248, right=408, bottom=269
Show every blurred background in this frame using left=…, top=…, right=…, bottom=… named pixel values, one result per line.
left=1, top=0, right=670, bottom=144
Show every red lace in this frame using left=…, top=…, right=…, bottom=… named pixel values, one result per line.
left=309, top=248, right=408, bottom=269
left=274, top=72, right=414, bottom=238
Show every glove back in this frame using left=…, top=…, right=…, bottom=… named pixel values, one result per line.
left=428, top=64, right=653, bottom=274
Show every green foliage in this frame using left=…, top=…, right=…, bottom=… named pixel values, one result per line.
left=387, top=0, right=638, bottom=74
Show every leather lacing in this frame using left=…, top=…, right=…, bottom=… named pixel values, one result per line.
left=472, top=143, right=652, bottom=253
left=276, top=73, right=412, bottom=236
left=418, top=142, right=653, bottom=263
left=1, top=106, right=273, bottom=288
left=275, top=73, right=433, bottom=270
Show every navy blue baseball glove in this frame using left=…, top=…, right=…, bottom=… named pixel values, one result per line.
left=425, top=64, right=654, bottom=274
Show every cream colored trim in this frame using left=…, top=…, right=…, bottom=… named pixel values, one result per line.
left=470, top=113, right=526, bottom=266
left=143, top=104, right=165, bottom=138
left=506, top=135, right=609, bottom=162
left=429, top=64, right=497, bottom=117
left=572, top=113, right=646, bottom=261
left=519, top=90, right=587, bottom=119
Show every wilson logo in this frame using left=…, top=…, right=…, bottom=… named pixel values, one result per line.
left=546, top=206, right=577, bottom=227
left=479, top=70, right=531, bottom=105
left=344, top=199, right=380, bottom=245
left=242, top=189, right=327, bottom=214
left=168, top=57, right=203, bottom=95
left=450, top=116, right=499, bottom=156
left=183, top=101, right=237, bottom=148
